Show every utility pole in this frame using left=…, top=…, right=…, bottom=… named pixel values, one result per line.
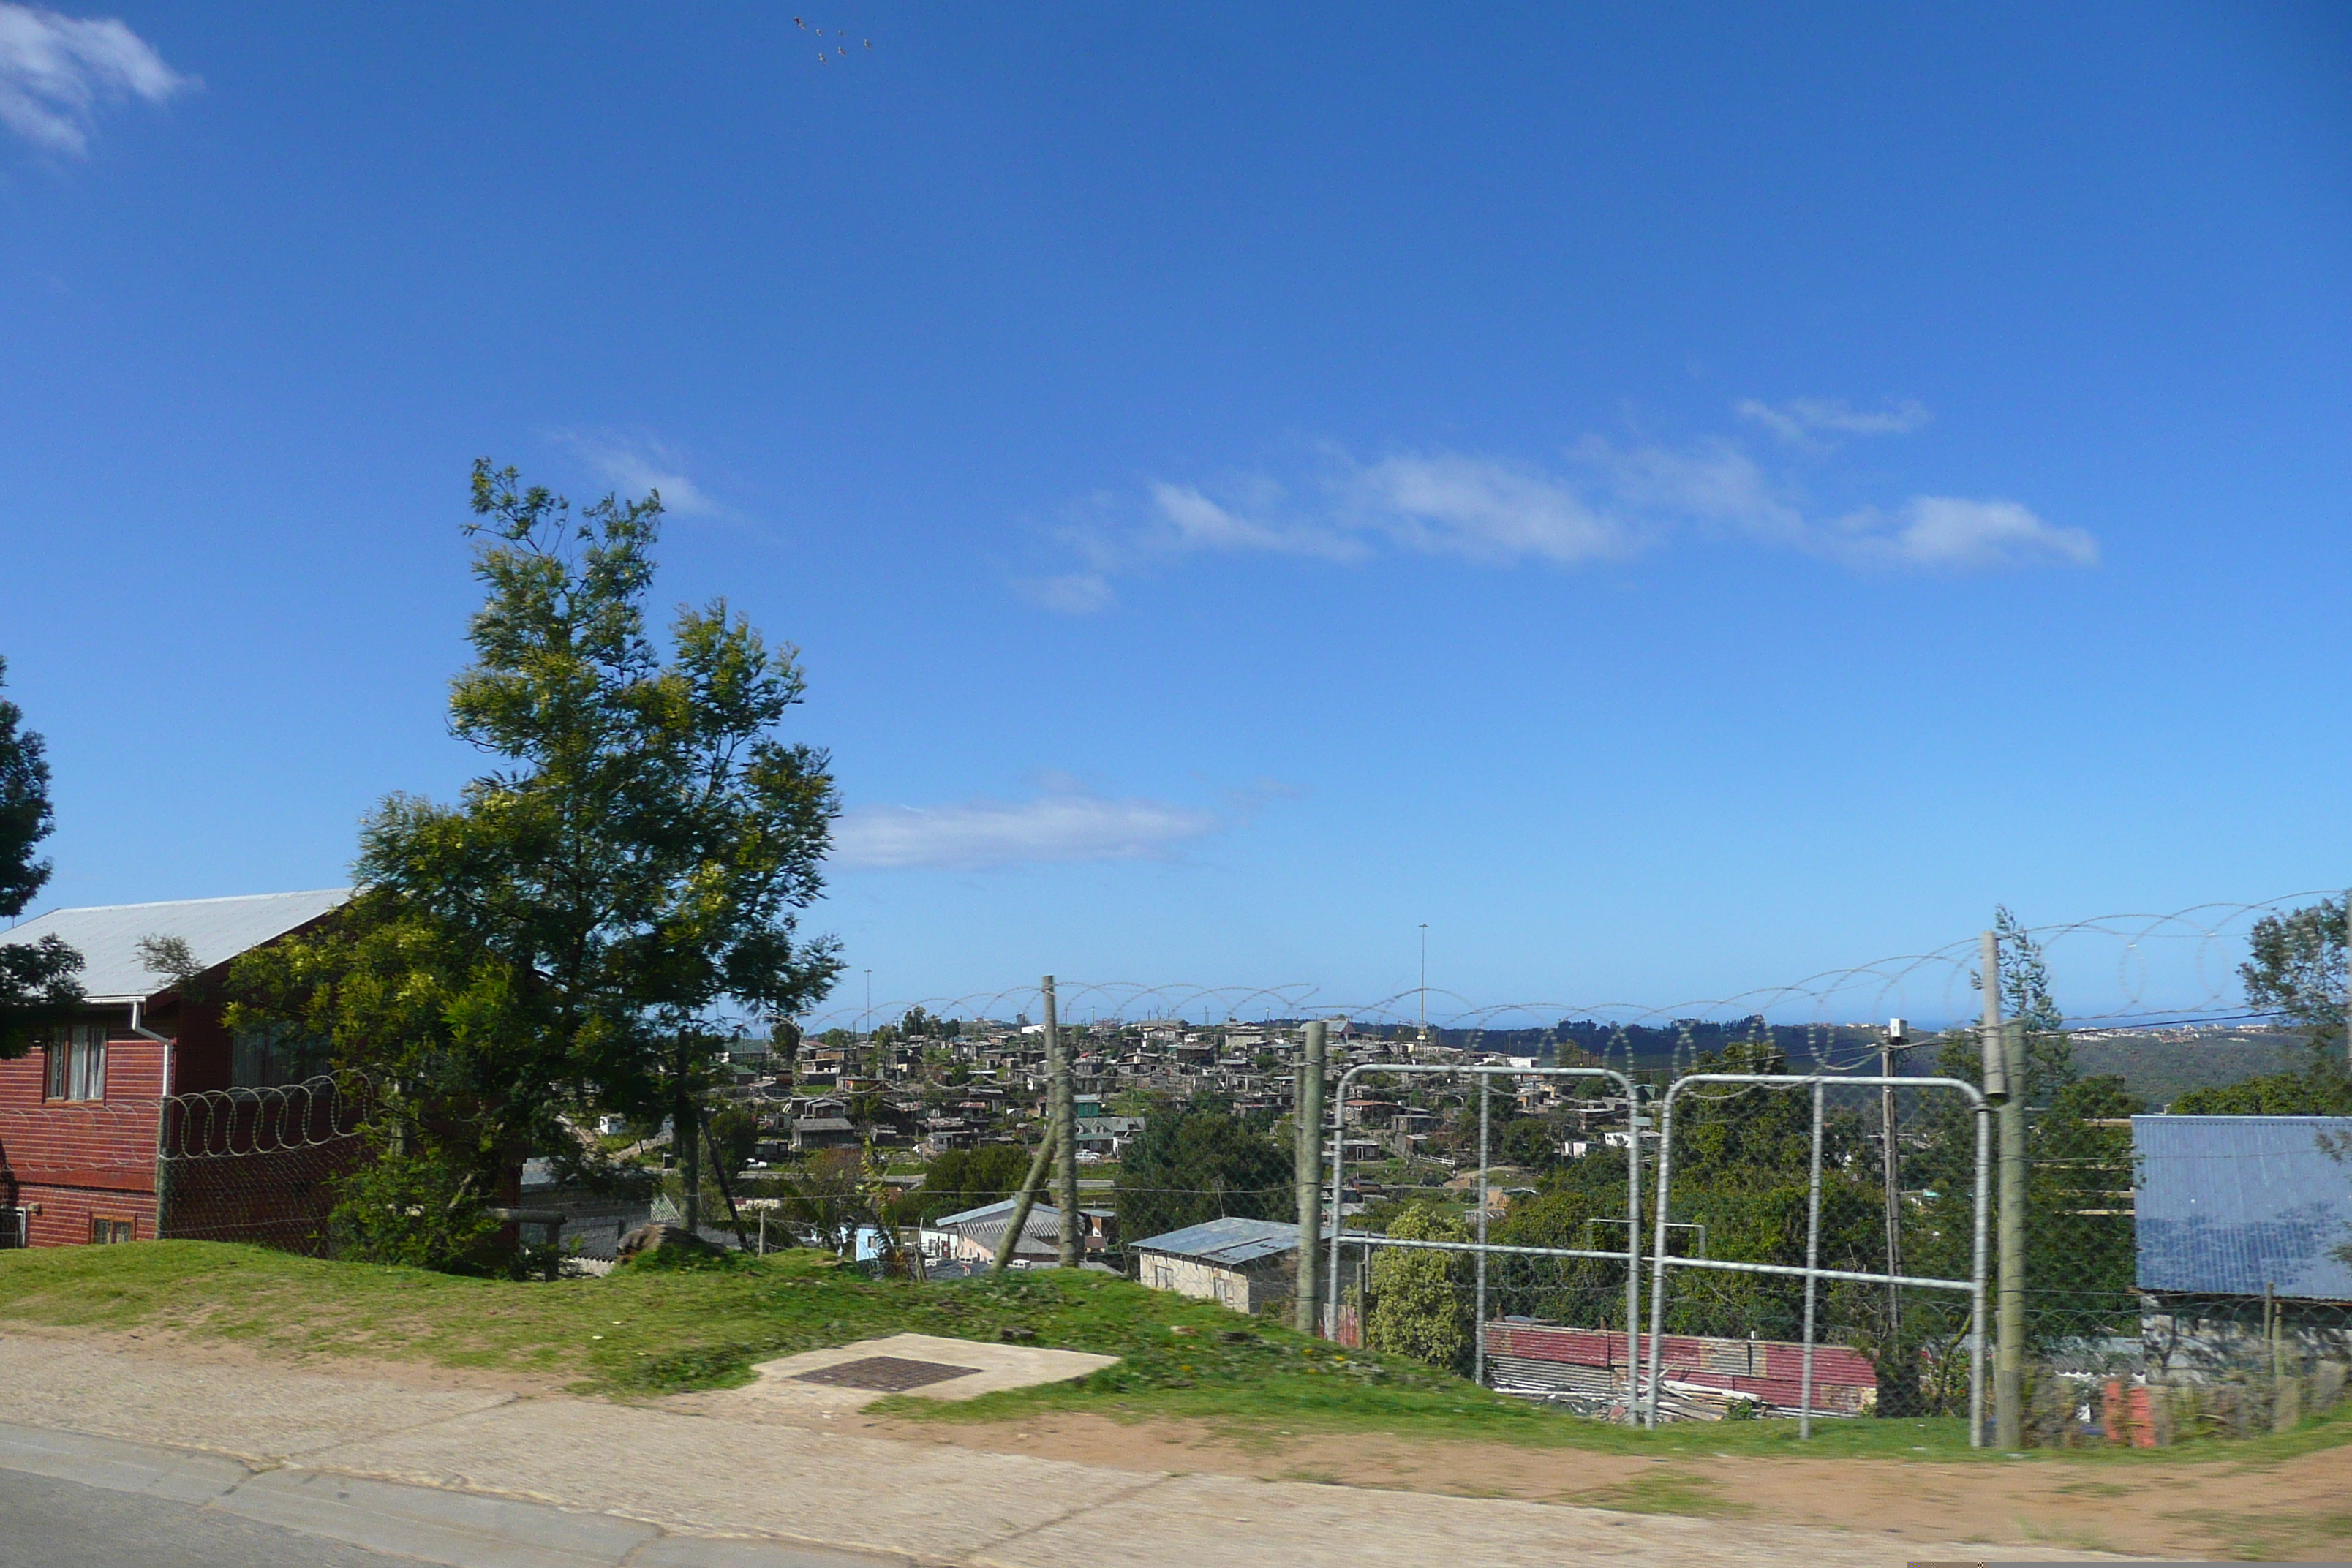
left=2342, top=890, right=2351, bottom=1073
left=1294, top=1020, right=1327, bottom=1335
left=993, top=1120, right=1058, bottom=1274
left=1417, top=924, right=1429, bottom=1049
left=676, top=1037, right=701, bottom=1236
left=1047, top=976, right=1079, bottom=1268
left=1880, top=1017, right=1909, bottom=1340
left=1986, top=927, right=2027, bottom=1450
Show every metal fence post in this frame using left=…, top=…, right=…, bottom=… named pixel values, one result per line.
left=1643, top=1090, right=1680, bottom=1429
left=1798, top=1079, right=1824, bottom=1440
left=1970, top=1100, right=1990, bottom=1448
left=1295, top=1021, right=1327, bottom=1335
left=1475, top=1071, right=1491, bottom=1387
left=1624, top=1082, right=1643, bottom=1417
left=1880, top=1020, right=1906, bottom=1340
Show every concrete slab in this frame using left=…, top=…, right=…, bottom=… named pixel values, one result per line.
left=301, top=1392, right=1159, bottom=1564
left=732, top=1333, right=1120, bottom=1412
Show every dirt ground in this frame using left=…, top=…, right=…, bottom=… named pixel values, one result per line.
left=844, top=1409, right=2352, bottom=1561
left=23, top=1325, right=2352, bottom=1561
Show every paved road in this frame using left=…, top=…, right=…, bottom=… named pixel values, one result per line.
left=0, top=1467, right=411, bottom=1568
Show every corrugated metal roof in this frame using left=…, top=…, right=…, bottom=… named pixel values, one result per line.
left=1128, top=1215, right=1308, bottom=1266
left=2134, top=1115, right=2352, bottom=1301
left=929, top=1196, right=1112, bottom=1229
left=1, top=889, right=350, bottom=1002
left=957, top=1208, right=1067, bottom=1254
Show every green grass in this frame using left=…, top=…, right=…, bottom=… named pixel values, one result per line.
left=4, top=1240, right=2351, bottom=1469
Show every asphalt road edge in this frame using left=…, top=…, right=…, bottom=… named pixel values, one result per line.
left=0, top=1420, right=910, bottom=1568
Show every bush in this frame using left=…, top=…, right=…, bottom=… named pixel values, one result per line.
left=329, top=1139, right=520, bottom=1277
left=1365, top=1202, right=1471, bottom=1372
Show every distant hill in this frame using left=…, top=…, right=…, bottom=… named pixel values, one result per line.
left=2065, top=1028, right=2307, bottom=1110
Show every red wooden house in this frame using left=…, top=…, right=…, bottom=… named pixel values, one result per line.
left=0, top=889, right=353, bottom=1249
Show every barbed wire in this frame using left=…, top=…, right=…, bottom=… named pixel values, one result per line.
left=0, top=1072, right=374, bottom=1172
left=784, top=889, right=2347, bottom=1077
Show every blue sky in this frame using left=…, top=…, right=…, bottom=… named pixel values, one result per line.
left=2, top=4, right=2348, bottom=1025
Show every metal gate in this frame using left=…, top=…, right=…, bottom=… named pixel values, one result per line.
left=1324, top=1063, right=1645, bottom=1392
left=1640, top=1071, right=1991, bottom=1443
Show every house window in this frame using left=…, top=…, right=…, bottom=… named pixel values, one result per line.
left=45, top=1023, right=106, bottom=1101
left=230, top=1023, right=328, bottom=1088
left=90, top=1216, right=135, bottom=1245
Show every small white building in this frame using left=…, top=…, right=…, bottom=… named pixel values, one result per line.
left=1128, top=1215, right=1323, bottom=1315
left=919, top=1196, right=1116, bottom=1267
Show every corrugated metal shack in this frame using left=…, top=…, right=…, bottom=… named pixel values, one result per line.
left=1128, top=1215, right=1306, bottom=1313
left=2134, top=1114, right=2352, bottom=1381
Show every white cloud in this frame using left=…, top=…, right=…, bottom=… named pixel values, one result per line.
left=1843, top=496, right=2100, bottom=570
left=554, top=432, right=723, bottom=517
left=1572, top=436, right=1809, bottom=548
left=1150, top=483, right=1362, bottom=562
left=833, top=786, right=1221, bottom=870
left=1579, top=438, right=2095, bottom=571
left=1011, top=572, right=1116, bottom=614
left=1737, top=396, right=1931, bottom=445
left=0, top=3, right=191, bottom=155
left=1019, top=396, right=2094, bottom=608
left=1348, top=453, right=1635, bottom=565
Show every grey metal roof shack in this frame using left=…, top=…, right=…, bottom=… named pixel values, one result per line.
left=2135, top=1115, right=2352, bottom=1302
left=921, top=1196, right=1116, bottom=1264
left=2134, top=1115, right=2352, bottom=1383
left=1127, top=1215, right=1337, bottom=1314
left=1128, top=1215, right=1304, bottom=1267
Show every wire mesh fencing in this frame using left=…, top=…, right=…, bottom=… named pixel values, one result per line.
left=0, top=1074, right=371, bottom=1254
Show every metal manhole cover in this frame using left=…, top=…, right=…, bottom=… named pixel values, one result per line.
left=791, top=1355, right=982, bottom=1392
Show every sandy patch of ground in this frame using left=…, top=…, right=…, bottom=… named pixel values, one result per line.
left=843, top=1407, right=2352, bottom=1561
left=0, top=1320, right=566, bottom=1398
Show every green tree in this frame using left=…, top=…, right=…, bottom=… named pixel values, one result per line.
left=706, top=1104, right=761, bottom=1172
left=1366, top=1202, right=1471, bottom=1371
left=889, top=1143, right=1032, bottom=1225
left=234, top=462, right=842, bottom=1268
left=0, top=657, right=81, bottom=1054
left=1113, top=1097, right=1288, bottom=1243
left=2171, top=899, right=2352, bottom=1115
left=1498, top=1115, right=1565, bottom=1172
